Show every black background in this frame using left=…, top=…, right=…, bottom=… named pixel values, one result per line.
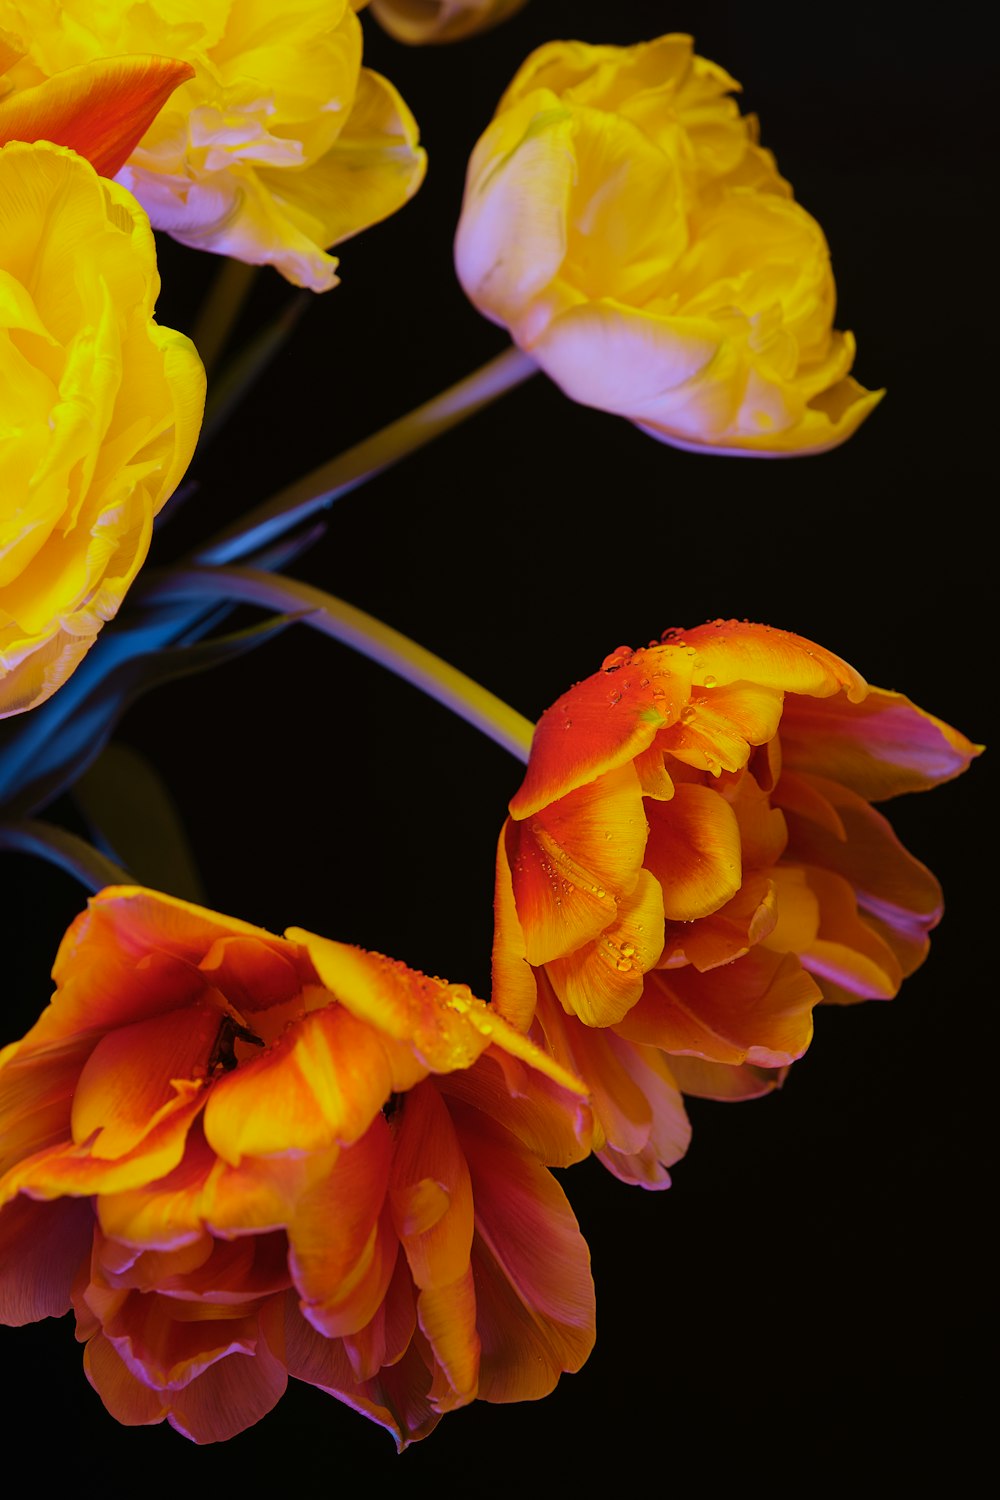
left=3, top=1, right=993, bottom=1487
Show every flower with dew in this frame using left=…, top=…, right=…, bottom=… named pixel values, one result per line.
left=370, top=0, right=529, bottom=45
left=0, top=0, right=426, bottom=291
left=0, top=140, right=204, bottom=719
left=0, top=887, right=594, bottom=1446
left=491, top=621, right=981, bottom=1186
left=455, top=33, right=883, bottom=456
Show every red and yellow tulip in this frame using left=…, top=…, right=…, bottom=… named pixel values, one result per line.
left=492, top=621, right=981, bottom=1186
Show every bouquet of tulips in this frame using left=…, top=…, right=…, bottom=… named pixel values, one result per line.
left=0, top=0, right=987, bottom=1472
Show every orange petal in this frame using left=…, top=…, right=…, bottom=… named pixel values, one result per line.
left=288, top=1116, right=395, bottom=1339
left=658, top=681, right=785, bottom=776
left=506, top=763, right=648, bottom=966
left=341, top=1252, right=416, bottom=1382
left=204, top=1005, right=394, bottom=1166
left=0, top=1194, right=93, bottom=1324
left=84, top=1333, right=168, bottom=1428
left=1, top=1091, right=204, bottom=1206
left=681, top=620, right=867, bottom=702
left=659, top=871, right=777, bottom=972
left=289, top=934, right=492, bottom=1080
left=782, top=773, right=944, bottom=975
left=761, top=866, right=822, bottom=955
left=0, top=54, right=195, bottom=176
left=771, top=768, right=847, bottom=839
left=198, top=935, right=306, bottom=1013
left=166, top=1299, right=288, bottom=1444
left=510, top=644, right=693, bottom=819
left=779, top=686, right=982, bottom=801
left=389, top=1080, right=473, bottom=1292
left=667, top=1055, right=786, bottom=1101
left=723, top=768, right=789, bottom=870
left=418, top=1264, right=480, bottom=1412
left=793, top=865, right=903, bottom=1003
left=0, top=1035, right=92, bottom=1176
left=453, top=1102, right=595, bottom=1401
left=99, top=1289, right=263, bottom=1391
left=644, top=782, right=742, bottom=922
left=70, top=1002, right=220, bottom=1158
left=491, top=821, right=538, bottom=1033
left=593, top=1041, right=691, bottom=1190
left=619, top=947, right=820, bottom=1067
left=545, top=868, right=665, bottom=1025
left=284, top=1296, right=440, bottom=1450
left=436, top=1046, right=591, bottom=1168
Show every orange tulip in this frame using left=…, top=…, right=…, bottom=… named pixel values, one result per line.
left=492, top=621, right=981, bottom=1187
left=0, top=889, right=593, bottom=1446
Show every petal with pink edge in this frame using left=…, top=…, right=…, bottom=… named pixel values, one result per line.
left=619, top=947, right=820, bottom=1067
left=779, top=686, right=982, bottom=800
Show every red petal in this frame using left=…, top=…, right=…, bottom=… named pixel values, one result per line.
left=0, top=55, right=194, bottom=176
left=510, top=645, right=693, bottom=820
left=84, top=1333, right=167, bottom=1428
left=388, top=1081, right=473, bottom=1291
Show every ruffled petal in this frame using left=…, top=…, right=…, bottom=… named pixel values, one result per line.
left=506, top=763, right=648, bottom=966
left=619, top=947, right=820, bottom=1067
left=644, top=782, right=742, bottom=922
left=659, top=870, right=777, bottom=972
left=545, top=868, right=665, bottom=1025
left=165, top=1300, right=288, bottom=1444
left=792, top=866, right=903, bottom=1004
left=667, top=1054, right=785, bottom=1101
left=436, top=1047, right=591, bottom=1168
left=491, top=821, right=538, bottom=1032
left=288, top=1116, right=395, bottom=1339
left=452, top=1103, right=595, bottom=1401
left=389, top=1081, right=473, bottom=1292
left=84, top=1333, right=168, bottom=1427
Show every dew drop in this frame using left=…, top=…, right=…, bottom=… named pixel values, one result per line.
left=703, top=674, right=718, bottom=688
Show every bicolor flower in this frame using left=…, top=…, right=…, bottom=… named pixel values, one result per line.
left=0, top=888, right=594, bottom=1446
left=0, top=141, right=204, bottom=718
left=455, top=34, right=882, bottom=456
left=492, top=621, right=981, bottom=1185
left=0, top=0, right=426, bottom=290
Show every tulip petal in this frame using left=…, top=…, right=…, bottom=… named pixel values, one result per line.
left=0, top=55, right=195, bottom=177
left=0, top=1035, right=92, bottom=1175
left=491, top=821, right=538, bottom=1032
left=594, top=1041, right=691, bottom=1190
left=644, top=782, right=742, bottom=922
left=418, top=1264, right=480, bottom=1411
left=436, top=1047, right=590, bottom=1168
left=204, top=1005, right=395, bottom=1165
left=659, top=870, right=777, bottom=971
left=453, top=1103, right=595, bottom=1401
left=782, top=773, right=944, bottom=975
left=545, top=868, right=665, bottom=1026
left=288, top=1116, right=395, bottom=1339
left=284, top=1297, right=441, bottom=1450
left=389, top=1081, right=473, bottom=1292
left=794, top=866, right=903, bottom=1004
left=779, top=686, right=983, bottom=800
left=70, top=1001, right=220, bottom=1158
left=506, top=763, right=647, bottom=966
left=166, top=1301, right=288, bottom=1444
left=620, top=947, right=820, bottom=1067
left=658, top=681, right=785, bottom=776
left=84, top=1332, right=168, bottom=1427
left=510, top=651, right=691, bottom=818
left=0, top=1193, right=93, bottom=1324
left=680, top=620, right=867, bottom=702
left=667, top=1055, right=785, bottom=1101
left=341, top=1252, right=416, bottom=1382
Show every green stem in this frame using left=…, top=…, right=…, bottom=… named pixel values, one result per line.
left=191, top=259, right=259, bottom=378
left=137, top=565, right=536, bottom=762
left=0, top=820, right=133, bottom=892
left=195, top=344, right=539, bottom=566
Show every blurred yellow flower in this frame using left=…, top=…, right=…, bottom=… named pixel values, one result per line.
left=0, top=142, right=204, bottom=718
left=0, top=0, right=427, bottom=291
left=370, top=0, right=529, bottom=44
left=455, top=34, right=882, bottom=456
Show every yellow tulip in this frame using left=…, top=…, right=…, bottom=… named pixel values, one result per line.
left=370, top=0, right=529, bottom=44
left=0, top=142, right=205, bottom=718
left=0, top=0, right=426, bottom=291
left=455, top=34, right=883, bottom=456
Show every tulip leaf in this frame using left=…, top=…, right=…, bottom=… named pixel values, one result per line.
left=74, top=742, right=205, bottom=903
left=0, top=612, right=303, bottom=819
